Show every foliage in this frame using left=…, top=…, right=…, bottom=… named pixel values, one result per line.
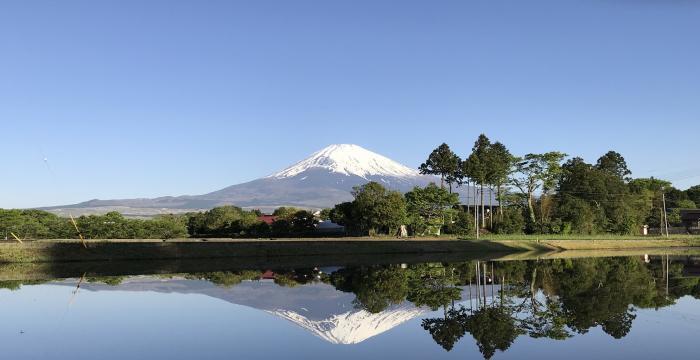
left=465, top=307, right=522, bottom=359
left=405, top=183, right=459, bottom=236
left=187, top=206, right=260, bottom=237
left=188, top=271, right=262, bottom=288
left=331, top=182, right=407, bottom=235
left=596, top=151, right=632, bottom=181
left=492, top=207, right=526, bottom=234
left=420, top=143, right=462, bottom=192
left=687, top=185, right=700, bottom=208
left=0, top=209, right=73, bottom=239
left=289, top=210, right=318, bottom=235
left=331, top=265, right=410, bottom=313
left=510, top=152, right=567, bottom=229
left=443, top=208, right=474, bottom=235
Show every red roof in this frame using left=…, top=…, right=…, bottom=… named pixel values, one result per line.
left=258, top=215, right=278, bottom=225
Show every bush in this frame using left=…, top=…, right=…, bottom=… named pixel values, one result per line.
left=443, top=209, right=474, bottom=236
left=492, top=207, right=526, bottom=234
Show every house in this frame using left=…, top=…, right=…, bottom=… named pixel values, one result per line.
left=680, top=209, right=700, bottom=228
left=257, top=214, right=278, bottom=225
left=260, top=270, right=276, bottom=280
left=315, top=220, right=345, bottom=235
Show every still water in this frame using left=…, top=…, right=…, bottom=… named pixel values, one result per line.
left=1, top=255, right=699, bottom=359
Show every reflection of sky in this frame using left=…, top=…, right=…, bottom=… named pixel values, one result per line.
left=1, top=281, right=699, bottom=359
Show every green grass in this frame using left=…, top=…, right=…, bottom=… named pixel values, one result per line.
left=466, top=234, right=700, bottom=241
left=1, top=235, right=700, bottom=264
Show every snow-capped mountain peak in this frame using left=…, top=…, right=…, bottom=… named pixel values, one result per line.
left=268, top=144, right=422, bottom=180
left=269, top=305, right=428, bottom=345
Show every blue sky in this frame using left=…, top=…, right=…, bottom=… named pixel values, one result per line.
left=1, top=0, right=699, bottom=208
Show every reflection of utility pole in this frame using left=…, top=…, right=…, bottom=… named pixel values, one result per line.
left=666, top=254, right=669, bottom=297
left=468, top=278, right=473, bottom=311
left=475, top=261, right=481, bottom=308
left=483, top=262, right=487, bottom=306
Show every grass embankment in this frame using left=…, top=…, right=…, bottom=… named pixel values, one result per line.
left=2, top=237, right=700, bottom=281
left=472, top=235, right=700, bottom=251
left=0, top=238, right=538, bottom=264
left=0, top=235, right=699, bottom=264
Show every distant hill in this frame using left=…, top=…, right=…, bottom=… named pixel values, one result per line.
left=42, top=144, right=489, bottom=216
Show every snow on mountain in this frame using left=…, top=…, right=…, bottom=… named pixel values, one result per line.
left=43, top=143, right=468, bottom=214
left=66, top=277, right=429, bottom=345
left=268, top=144, right=422, bottom=180
left=269, top=305, right=427, bottom=345
left=56, top=276, right=500, bottom=345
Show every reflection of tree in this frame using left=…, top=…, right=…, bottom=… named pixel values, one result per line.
left=601, top=311, right=635, bottom=339
left=331, top=266, right=409, bottom=313
left=518, top=297, right=571, bottom=340
left=551, top=257, right=651, bottom=338
left=408, top=265, right=462, bottom=311
left=419, top=256, right=698, bottom=357
left=421, top=307, right=469, bottom=351
left=0, top=280, right=47, bottom=290
left=188, top=270, right=262, bottom=288
left=87, top=276, right=126, bottom=286
left=464, top=307, right=522, bottom=359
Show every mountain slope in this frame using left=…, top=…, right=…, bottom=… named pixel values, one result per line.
left=268, top=144, right=422, bottom=179
left=42, top=144, right=438, bottom=215
left=67, top=277, right=430, bottom=345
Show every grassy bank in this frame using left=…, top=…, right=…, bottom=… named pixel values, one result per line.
left=0, top=238, right=536, bottom=264
left=1, top=236, right=699, bottom=264
left=473, top=234, right=700, bottom=241
left=2, top=244, right=699, bottom=282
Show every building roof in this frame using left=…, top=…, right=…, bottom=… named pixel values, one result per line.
left=258, top=215, right=278, bottom=225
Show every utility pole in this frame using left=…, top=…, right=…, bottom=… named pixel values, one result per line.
left=662, top=189, right=670, bottom=237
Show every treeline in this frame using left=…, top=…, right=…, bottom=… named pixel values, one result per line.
left=411, top=134, right=700, bottom=235
left=329, top=182, right=473, bottom=236
left=0, top=206, right=323, bottom=240
left=3, top=134, right=699, bottom=239
left=187, top=206, right=319, bottom=237
left=0, top=209, right=188, bottom=240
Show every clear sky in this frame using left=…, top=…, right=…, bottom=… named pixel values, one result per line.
left=1, top=0, right=699, bottom=208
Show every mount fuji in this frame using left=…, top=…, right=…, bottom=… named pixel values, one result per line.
left=43, top=144, right=441, bottom=216
left=62, top=277, right=432, bottom=345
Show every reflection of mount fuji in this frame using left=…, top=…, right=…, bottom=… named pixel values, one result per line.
left=72, top=277, right=430, bottom=345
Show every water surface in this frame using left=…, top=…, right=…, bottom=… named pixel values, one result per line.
left=1, top=255, right=699, bottom=359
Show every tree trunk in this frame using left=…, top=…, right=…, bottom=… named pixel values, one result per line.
left=489, top=186, right=493, bottom=229
left=540, top=193, right=546, bottom=225
left=474, top=183, right=479, bottom=238
left=480, top=184, right=485, bottom=228
left=498, top=183, right=503, bottom=221
left=530, top=267, right=538, bottom=299
left=527, top=191, right=536, bottom=225
left=440, top=174, right=444, bottom=189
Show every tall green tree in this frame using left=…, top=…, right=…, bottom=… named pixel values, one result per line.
left=487, top=141, right=514, bottom=221
left=510, top=152, right=567, bottom=230
left=405, top=183, right=459, bottom=236
left=464, top=134, right=493, bottom=228
left=629, top=177, right=672, bottom=228
left=332, top=182, right=407, bottom=236
left=687, top=185, right=700, bottom=207
left=289, top=210, right=318, bottom=234
left=420, top=143, right=462, bottom=193
left=595, top=151, right=632, bottom=181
